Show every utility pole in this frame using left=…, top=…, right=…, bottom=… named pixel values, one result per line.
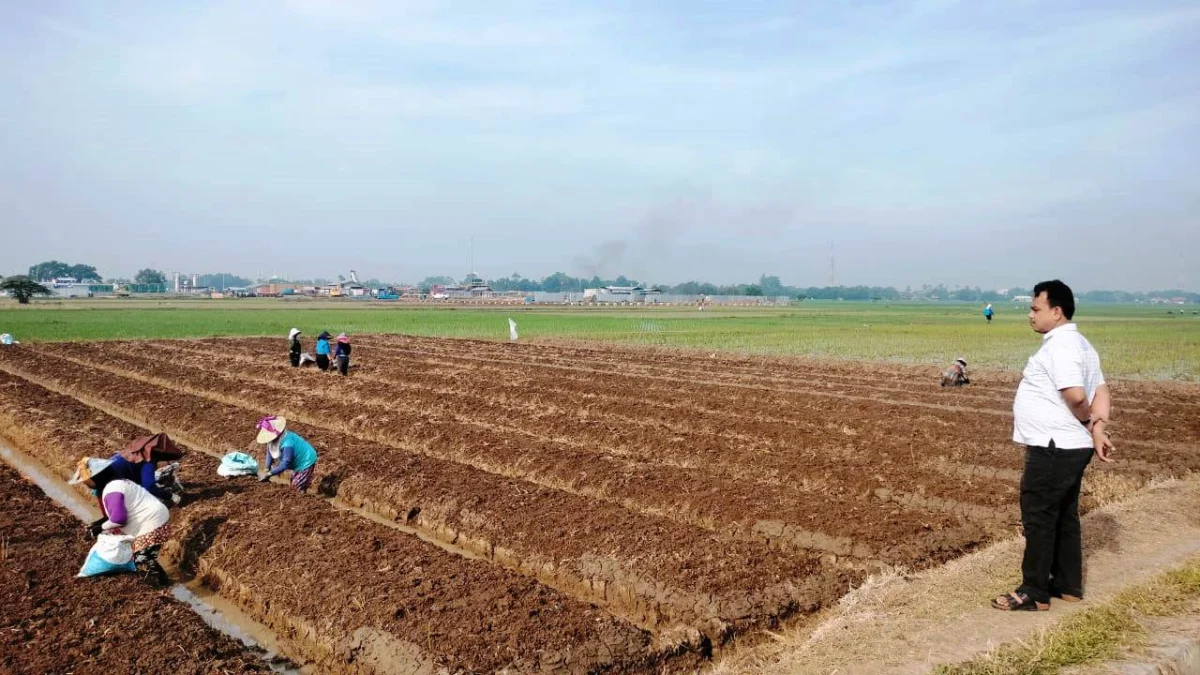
left=829, top=242, right=839, bottom=288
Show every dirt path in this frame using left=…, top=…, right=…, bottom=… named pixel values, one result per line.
left=712, top=476, right=1200, bottom=674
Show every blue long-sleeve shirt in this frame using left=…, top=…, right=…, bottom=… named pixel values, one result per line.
left=107, top=455, right=171, bottom=502
left=265, top=431, right=318, bottom=477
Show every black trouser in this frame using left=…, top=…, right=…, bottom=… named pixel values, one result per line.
left=337, top=355, right=349, bottom=376
left=316, top=354, right=330, bottom=371
left=1018, top=442, right=1092, bottom=603
left=135, top=545, right=169, bottom=587
left=289, top=352, right=300, bottom=367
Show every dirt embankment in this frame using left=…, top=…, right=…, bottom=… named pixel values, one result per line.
left=0, top=460, right=270, bottom=674
left=0, top=369, right=673, bottom=674
left=23, top=344, right=985, bottom=566
left=1, top=335, right=1194, bottom=673
left=0, top=349, right=853, bottom=644
left=157, top=337, right=1200, bottom=477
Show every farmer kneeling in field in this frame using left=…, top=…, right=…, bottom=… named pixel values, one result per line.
left=941, top=357, right=970, bottom=387
left=335, top=333, right=351, bottom=376
left=255, top=416, right=318, bottom=492
left=70, top=456, right=171, bottom=586
left=104, top=433, right=185, bottom=508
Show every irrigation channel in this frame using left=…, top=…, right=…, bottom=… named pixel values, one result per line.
left=0, top=439, right=307, bottom=674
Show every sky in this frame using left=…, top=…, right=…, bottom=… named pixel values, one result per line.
left=1, top=0, right=1197, bottom=291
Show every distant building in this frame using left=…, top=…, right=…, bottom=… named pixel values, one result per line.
left=604, top=285, right=643, bottom=295
left=463, top=273, right=491, bottom=295
left=431, top=273, right=493, bottom=299
left=51, top=284, right=91, bottom=298
left=342, top=282, right=369, bottom=297
left=586, top=285, right=658, bottom=304
left=1011, top=295, right=1033, bottom=303
left=254, top=284, right=286, bottom=296
left=48, top=278, right=115, bottom=298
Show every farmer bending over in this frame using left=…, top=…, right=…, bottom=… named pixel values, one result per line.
left=256, top=416, right=319, bottom=492
left=70, top=456, right=171, bottom=586
left=288, top=328, right=303, bottom=367
left=941, top=358, right=970, bottom=387
left=105, top=433, right=184, bottom=509
left=335, top=333, right=352, bottom=376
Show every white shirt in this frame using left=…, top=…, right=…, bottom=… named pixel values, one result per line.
left=102, top=479, right=169, bottom=538
left=1013, top=323, right=1105, bottom=448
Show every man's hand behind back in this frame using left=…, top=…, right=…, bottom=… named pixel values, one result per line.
left=1091, top=425, right=1115, bottom=462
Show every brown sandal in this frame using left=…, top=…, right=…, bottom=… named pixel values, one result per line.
left=991, top=591, right=1049, bottom=611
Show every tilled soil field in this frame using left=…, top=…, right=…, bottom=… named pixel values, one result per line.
left=0, top=336, right=1195, bottom=673
left=0, top=371, right=673, bottom=674
left=0, top=460, right=270, bottom=674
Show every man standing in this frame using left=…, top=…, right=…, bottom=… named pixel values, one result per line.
left=993, top=280, right=1114, bottom=611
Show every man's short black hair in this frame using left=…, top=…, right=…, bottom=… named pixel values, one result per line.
left=1033, top=279, right=1075, bottom=320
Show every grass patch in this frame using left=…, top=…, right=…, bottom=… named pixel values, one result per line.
left=2, top=299, right=1198, bottom=378
left=934, top=556, right=1200, bottom=675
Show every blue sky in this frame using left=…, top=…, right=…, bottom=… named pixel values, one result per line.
left=1, top=0, right=1197, bottom=290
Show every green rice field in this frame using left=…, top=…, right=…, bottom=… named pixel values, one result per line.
left=2, top=298, right=1197, bottom=379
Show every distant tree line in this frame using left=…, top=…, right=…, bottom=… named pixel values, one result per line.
left=1076, top=289, right=1200, bottom=303
left=28, top=260, right=100, bottom=282
left=22, top=262, right=260, bottom=290
left=11, top=261, right=1198, bottom=302
left=414, top=273, right=1200, bottom=303
left=192, top=273, right=254, bottom=289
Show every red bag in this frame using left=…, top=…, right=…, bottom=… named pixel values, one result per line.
left=119, top=433, right=184, bottom=463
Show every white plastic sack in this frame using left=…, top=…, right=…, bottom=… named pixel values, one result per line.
left=507, top=318, right=518, bottom=342
left=77, top=533, right=136, bottom=577
left=0, top=333, right=17, bottom=346
left=217, top=451, right=259, bottom=477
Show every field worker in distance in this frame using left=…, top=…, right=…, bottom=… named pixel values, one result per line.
left=335, top=333, right=352, bottom=376
left=256, top=416, right=319, bottom=493
left=993, top=279, right=1114, bottom=612
left=941, top=358, right=970, bottom=387
left=70, top=456, right=171, bottom=585
left=288, top=327, right=303, bottom=367
left=314, top=331, right=332, bottom=371
left=984, top=303, right=994, bottom=324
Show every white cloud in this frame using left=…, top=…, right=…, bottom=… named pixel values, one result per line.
left=313, top=83, right=585, bottom=119
left=2, top=0, right=1197, bottom=288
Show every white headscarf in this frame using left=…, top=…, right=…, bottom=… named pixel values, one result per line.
left=267, top=437, right=282, bottom=460
left=288, top=328, right=301, bottom=341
